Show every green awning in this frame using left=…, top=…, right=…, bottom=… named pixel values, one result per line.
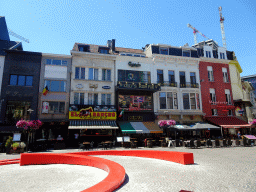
left=118, top=122, right=136, bottom=134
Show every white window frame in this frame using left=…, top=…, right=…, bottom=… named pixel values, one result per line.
left=159, top=92, right=178, bottom=110
left=210, top=88, right=216, bottom=103
left=207, top=66, right=214, bottom=81
left=220, top=52, right=225, bottom=59
left=75, top=67, right=85, bottom=79
left=102, top=69, right=111, bottom=81
left=222, top=68, right=229, bottom=83
left=206, top=51, right=211, bottom=58
left=88, top=93, right=98, bottom=105
left=46, top=59, right=67, bottom=66
left=74, top=93, right=85, bottom=105
left=101, top=94, right=111, bottom=105
left=88, top=68, right=99, bottom=80
left=212, top=109, right=218, bottom=116
left=48, top=101, right=65, bottom=114
left=225, top=89, right=232, bottom=105
left=183, top=93, right=200, bottom=110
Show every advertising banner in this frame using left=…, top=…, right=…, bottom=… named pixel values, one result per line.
left=69, top=107, right=117, bottom=120
left=42, top=102, right=49, bottom=113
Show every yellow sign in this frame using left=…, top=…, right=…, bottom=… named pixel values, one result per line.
left=69, top=107, right=117, bottom=120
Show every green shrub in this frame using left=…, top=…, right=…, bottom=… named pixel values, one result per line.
left=5, top=136, right=13, bottom=148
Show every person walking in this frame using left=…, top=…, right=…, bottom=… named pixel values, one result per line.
left=237, top=131, right=241, bottom=139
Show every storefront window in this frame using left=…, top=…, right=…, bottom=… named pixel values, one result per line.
left=5, top=101, right=31, bottom=123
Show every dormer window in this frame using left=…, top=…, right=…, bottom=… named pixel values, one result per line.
left=220, top=52, right=225, bottom=59
left=99, top=47, right=109, bottom=54
left=206, top=51, right=211, bottom=58
left=183, top=50, right=190, bottom=57
left=78, top=45, right=90, bottom=52
left=160, top=47, right=168, bottom=55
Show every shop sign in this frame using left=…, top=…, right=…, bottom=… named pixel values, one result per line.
left=128, top=61, right=141, bottom=67
left=69, top=107, right=116, bottom=120
left=117, top=81, right=160, bottom=91
left=128, top=116, right=143, bottom=121
left=102, top=86, right=111, bottom=89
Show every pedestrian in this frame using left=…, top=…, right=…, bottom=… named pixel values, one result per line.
left=237, top=131, right=241, bottom=139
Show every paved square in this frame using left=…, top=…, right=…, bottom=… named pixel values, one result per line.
left=0, top=146, right=255, bottom=192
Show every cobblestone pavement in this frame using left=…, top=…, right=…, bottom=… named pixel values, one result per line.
left=0, top=146, right=256, bottom=192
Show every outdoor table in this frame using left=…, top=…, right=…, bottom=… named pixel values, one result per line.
left=83, top=142, right=90, bottom=150
left=184, top=140, right=190, bottom=147
left=200, top=141, right=206, bottom=147
left=231, top=140, right=236, bottom=147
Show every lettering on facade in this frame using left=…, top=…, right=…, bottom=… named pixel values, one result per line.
left=128, top=116, right=143, bottom=121
left=69, top=106, right=116, bottom=120
left=128, top=61, right=141, bottom=67
left=117, top=82, right=160, bottom=91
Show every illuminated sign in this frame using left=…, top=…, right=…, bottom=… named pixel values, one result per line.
left=69, top=107, right=116, bottom=120
left=117, top=82, right=160, bottom=91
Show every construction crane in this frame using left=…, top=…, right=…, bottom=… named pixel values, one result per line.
left=187, top=23, right=210, bottom=45
left=218, top=6, right=226, bottom=48
left=8, top=28, right=30, bottom=43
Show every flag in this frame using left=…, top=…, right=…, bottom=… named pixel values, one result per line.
left=42, top=86, right=49, bottom=96
left=119, top=109, right=124, bottom=117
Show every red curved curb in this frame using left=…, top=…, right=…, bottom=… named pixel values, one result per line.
left=19, top=153, right=126, bottom=192
left=69, top=150, right=194, bottom=165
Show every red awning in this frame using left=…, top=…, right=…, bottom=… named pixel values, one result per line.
left=205, top=116, right=252, bottom=128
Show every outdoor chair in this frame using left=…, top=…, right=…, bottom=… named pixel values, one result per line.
left=207, top=139, right=212, bottom=148
left=239, top=139, right=244, bottom=146
left=175, top=139, right=180, bottom=147
left=223, top=139, right=227, bottom=147
left=227, top=139, right=232, bottom=147
left=235, top=139, right=240, bottom=146
left=79, top=143, right=86, bottom=151
left=196, top=140, right=201, bottom=148
left=215, top=139, right=220, bottom=147
left=190, top=140, right=195, bottom=148
left=97, top=142, right=104, bottom=150
left=90, top=141, right=94, bottom=150
left=243, top=138, right=247, bottom=147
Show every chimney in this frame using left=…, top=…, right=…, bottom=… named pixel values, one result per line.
left=107, top=40, right=111, bottom=48
left=111, top=39, right=115, bottom=52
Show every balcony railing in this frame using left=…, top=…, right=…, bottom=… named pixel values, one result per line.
left=180, top=82, right=199, bottom=88
left=157, top=81, right=177, bottom=87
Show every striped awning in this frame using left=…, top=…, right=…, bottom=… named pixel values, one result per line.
left=118, top=122, right=163, bottom=134
left=68, top=120, right=118, bottom=129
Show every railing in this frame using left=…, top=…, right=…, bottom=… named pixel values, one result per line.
left=157, top=81, right=177, bottom=87
left=180, top=82, right=199, bottom=88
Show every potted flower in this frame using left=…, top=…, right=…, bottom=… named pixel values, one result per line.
left=12, top=142, right=20, bottom=151
left=5, top=136, right=13, bottom=154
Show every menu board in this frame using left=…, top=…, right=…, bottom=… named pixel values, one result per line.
left=118, top=94, right=152, bottom=111
left=117, top=137, right=123, bottom=142
left=123, top=136, right=130, bottom=142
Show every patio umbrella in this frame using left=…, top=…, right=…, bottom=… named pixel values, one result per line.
left=191, top=122, right=220, bottom=130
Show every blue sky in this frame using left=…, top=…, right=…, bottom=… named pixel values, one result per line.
left=1, top=0, right=256, bottom=77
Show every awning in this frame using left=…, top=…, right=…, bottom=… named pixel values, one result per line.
left=174, top=124, right=194, bottom=130
left=143, top=122, right=163, bottom=133
left=244, top=135, right=256, bottom=140
left=206, top=117, right=251, bottom=128
left=118, top=122, right=162, bottom=134
left=0, top=126, right=24, bottom=133
left=118, top=122, right=136, bottom=134
left=190, top=122, right=220, bottom=130
left=68, top=120, right=118, bottom=129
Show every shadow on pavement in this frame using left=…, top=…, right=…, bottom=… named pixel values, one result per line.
left=113, top=173, right=129, bottom=191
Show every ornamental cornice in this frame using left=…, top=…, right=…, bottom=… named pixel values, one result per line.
left=200, top=57, right=230, bottom=64
left=71, top=51, right=116, bottom=60
left=153, top=55, right=199, bottom=65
